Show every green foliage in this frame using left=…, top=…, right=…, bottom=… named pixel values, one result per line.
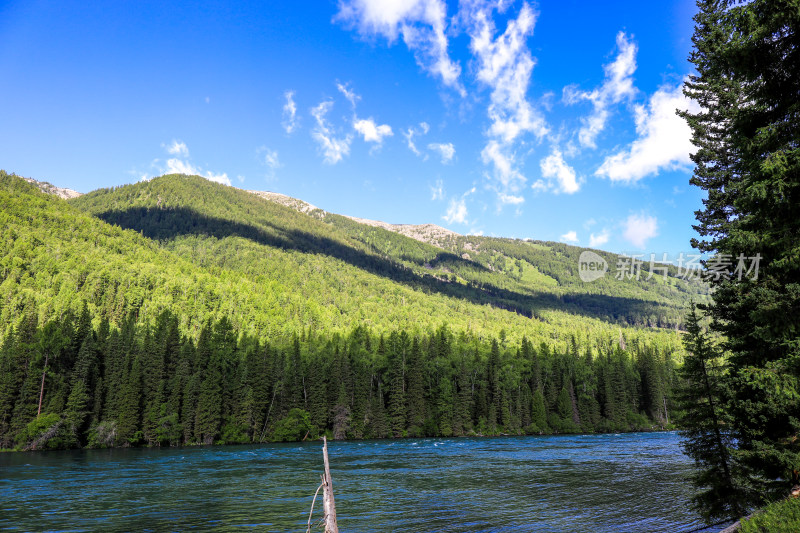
left=15, top=413, right=67, bottom=450
left=740, top=497, right=800, bottom=533
left=680, top=0, right=800, bottom=512
left=272, top=408, right=314, bottom=442
left=677, top=305, right=748, bottom=521
left=0, top=309, right=680, bottom=448
left=0, top=171, right=693, bottom=449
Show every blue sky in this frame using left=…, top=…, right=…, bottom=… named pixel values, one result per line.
left=0, top=0, right=704, bottom=255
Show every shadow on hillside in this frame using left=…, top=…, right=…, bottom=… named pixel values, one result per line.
left=96, top=206, right=673, bottom=325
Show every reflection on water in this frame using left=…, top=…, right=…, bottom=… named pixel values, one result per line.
left=0, top=432, right=709, bottom=532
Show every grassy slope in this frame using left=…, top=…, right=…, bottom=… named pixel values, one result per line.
left=740, top=497, right=800, bottom=532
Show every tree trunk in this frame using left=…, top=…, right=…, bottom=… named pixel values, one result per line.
left=37, top=353, right=48, bottom=416
left=322, top=436, right=338, bottom=533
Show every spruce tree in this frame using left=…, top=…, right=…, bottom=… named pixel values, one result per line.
left=387, top=332, right=406, bottom=437
left=530, top=388, right=548, bottom=433
left=405, top=337, right=426, bottom=434
left=678, top=305, right=747, bottom=521
left=681, top=0, right=800, bottom=505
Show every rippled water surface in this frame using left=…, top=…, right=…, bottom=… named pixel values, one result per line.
left=1, top=432, right=713, bottom=532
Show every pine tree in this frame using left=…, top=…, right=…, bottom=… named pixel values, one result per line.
left=680, top=0, right=800, bottom=505
left=307, top=352, right=329, bottom=431
left=368, top=385, right=389, bottom=439
left=405, top=337, right=426, bottom=434
left=194, top=322, right=222, bottom=445
left=487, top=339, right=501, bottom=432
left=8, top=310, right=44, bottom=443
left=530, top=388, right=548, bottom=434
left=387, top=332, right=406, bottom=437
left=678, top=305, right=747, bottom=521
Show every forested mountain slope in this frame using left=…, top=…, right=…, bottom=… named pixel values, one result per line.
left=0, top=171, right=695, bottom=449
left=74, top=173, right=707, bottom=334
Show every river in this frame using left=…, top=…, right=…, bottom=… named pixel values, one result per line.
left=1, top=431, right=721, bottom=532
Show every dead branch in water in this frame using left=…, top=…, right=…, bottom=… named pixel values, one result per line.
left=305, top=436, right=339, bottom=532
left=322, top=436, right=338, bottom=533
left=306, top=481, right=324, bottom=533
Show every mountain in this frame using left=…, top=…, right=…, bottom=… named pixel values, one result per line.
left=253, top=182, right=707, bottom=330
left=22, top=177, right=82, bottom=199
left=0, top=170, right=698, bottom=449
left=72, top=173, right=706, bottom=333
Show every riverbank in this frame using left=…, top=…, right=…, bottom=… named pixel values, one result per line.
left=2, top=423, right=680, bottom=453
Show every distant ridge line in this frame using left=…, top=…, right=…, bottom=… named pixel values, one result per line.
left=248, top=189, right=460, bottom=248
left=23, top=177, right=82, bottom=200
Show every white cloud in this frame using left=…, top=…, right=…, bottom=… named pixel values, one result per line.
left=336, top=82, right=361, bottom=108
left=538, top=148, right=580, bottom=194
left=596, top=81, right=699, bottom=182
left=258, top=147, right=281, bottom=181
left=354, top=117, right=393, bottom=144
left=442, top=187, right=476, bottom=224
left=560, top=230, right=578, bottom=243
left=263, top=149, right=280, bottom=169
left=404, top=122, right=430, bottom=156
left=565, top=32, right=637, bottom=148
left=282, top=91, right=298, bottom=134
left=164, top=158, right=231, bottom=186
left=469, top=3, right=547, bottom=142
left=481, top=140, right=524, bottom=191
left=164, top=140, right=189, bottom=157
left=311, top=100, right=353, bottom=164
left=464, top=2, right=548, bottom=202
left=497, top=192, right=524, bottom=205
left=335, top=0, right=463, bottom=93
left=623, top=213, right=658, bottom=248
left=430, top=179, right=444, bottom=200
left=589, top=230, right=610, bottom=248
left=443, top=196, right=468, bottom=224
left=148, top=141, right=231, bottom=186
left=428, top=142, right=455, bottom=163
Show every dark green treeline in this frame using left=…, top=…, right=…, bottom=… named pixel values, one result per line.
left=1, top=306, right=678, bottom=450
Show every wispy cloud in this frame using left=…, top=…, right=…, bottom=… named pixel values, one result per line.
left=354, top=117, right=393, bottom=145
left=282, top=91, right=299, bottom=134
left=589, top=230, right=610, bottom=248
left=163, top=139, right=189, bottom=157
left=430, top=178, right=444, bottom=200
left=623, top=213, right=658, bottom=248
left=335, top=0, right=463, bottom=93
left=497, top=192, right=524, bottom=205
left=147, top=141, right=231, bottom=186
left=464, top=2, right=548, bottom=204
left=258, top=146, right=281, bottom=181
left=560, top=230, right=578, bottom=243
left=404, top=122, right=430, bottom=156
left=311, top=100, right=353, bottom=164
left=537, top=148, right=580, bottom=194
left=336, top=82, right=361, bottom=108
left=564, top=32, right=637, bottom=148
left=163, top=158, right=231, bottom=186
left=596, top=81, right=698, bottom=183
left=442, top=186, right=475, bottom=225
left=428, top=142, right=455, bottom=163
left=444, top=197, right=468, bottom=224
